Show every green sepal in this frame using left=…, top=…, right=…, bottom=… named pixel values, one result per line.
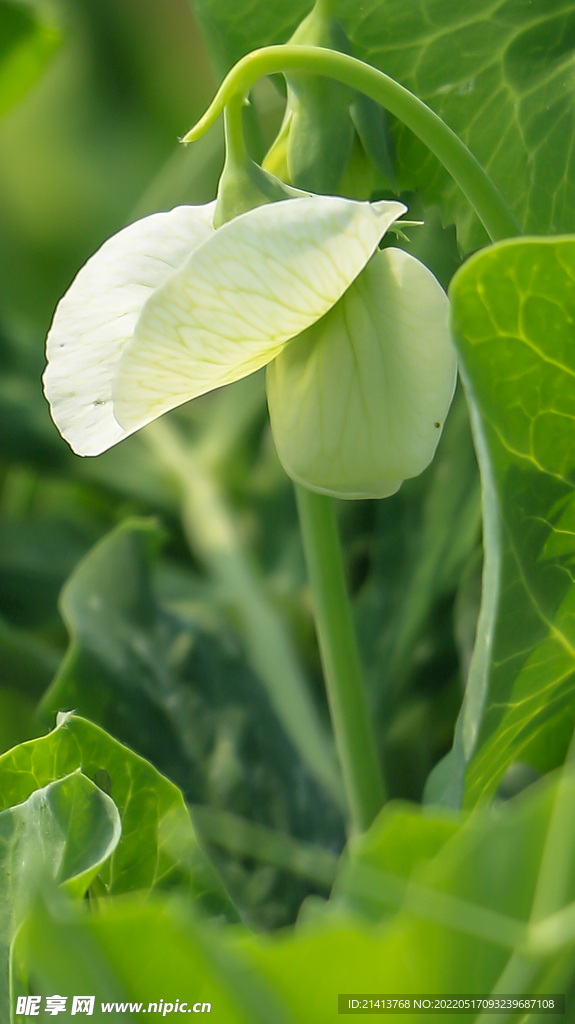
left=214, top=152, right=304, bottom=227
left=214, top=95, right=306, bottom=227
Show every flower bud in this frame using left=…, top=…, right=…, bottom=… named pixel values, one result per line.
left=264, top=3, right=355, bottom=193
left=263, top=1, right=396, bottom=197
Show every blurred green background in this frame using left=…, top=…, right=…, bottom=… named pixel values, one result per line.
left=0, top=0, right=481, bottom=930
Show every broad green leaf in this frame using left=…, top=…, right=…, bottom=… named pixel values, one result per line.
left=191, top=0, right=575, bottom=248
left=15, top=772, right=575, bottom=1021
left=450, top=237, right=575, bottom=806
left=246, top=776, right=575, bottom=1018
left=333, top=801, right=459, bottom=920
left=0, top=712, right=235, bottom=917
left=0, top=771, right=120, bottom=1023
left=39, top=518, right=345, bottom=928
left=267, top=246, right=455, bottom=499
left=17, top=890, right=293, bottom=1024
left=347, top=0, right=575, bottom=248
left=0, top=1, right=59, bottom=118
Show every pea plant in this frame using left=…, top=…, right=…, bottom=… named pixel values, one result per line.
left=3, top=0, right=575, bottom=1019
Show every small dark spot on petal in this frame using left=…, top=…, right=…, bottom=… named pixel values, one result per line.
left=434, top=422, right=441, bottom=428
left=93, top=399, right=106, bottom=407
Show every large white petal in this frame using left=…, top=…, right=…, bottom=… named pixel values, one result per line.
left=266, top=247, right=457, bottom=499
left=43, top=203, right=216, bottom=456
left=113, top=196, right=406, bottom=432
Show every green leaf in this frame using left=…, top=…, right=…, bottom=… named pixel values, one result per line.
left=0, top=770, right=120, bottom=1022
left=39, top=518, right=344, bottom=927
left=17, top=890, right=295, bottom=1024
left=15, top=773, right=575, bottom=1020
left=0, top=1, right=59, bottom=118
left=246, top=775, right=575, bottom=1016
left=190, top=0, right=575, bottom=247
left=333, top=800, right=459, bottom=920
left=0, top=712, right=236, bottom=918
left=347, top=0, right=575, bottom=248
left=450, top=237, right=575, bottom=806
left=189, top=0, right=306, bottom=79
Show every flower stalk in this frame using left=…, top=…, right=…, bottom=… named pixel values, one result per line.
left=295, top=485, right=386, bottom=833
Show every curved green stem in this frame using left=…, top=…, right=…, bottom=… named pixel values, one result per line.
left=183, top=45, right=520, bottom=243
left=295, top=485, right=386, bottom=834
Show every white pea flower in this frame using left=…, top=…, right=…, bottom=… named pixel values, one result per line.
left=43, top=195, right=456, bottom=498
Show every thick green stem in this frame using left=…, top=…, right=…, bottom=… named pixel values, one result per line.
left=295, top=485, right=385, bottom=833
left=183, top=44, right=520, bottom=243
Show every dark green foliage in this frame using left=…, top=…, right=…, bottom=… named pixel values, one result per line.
left=4, top=0, right=575, bottom=1014
left=39, top=518, right=345, bottom=927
